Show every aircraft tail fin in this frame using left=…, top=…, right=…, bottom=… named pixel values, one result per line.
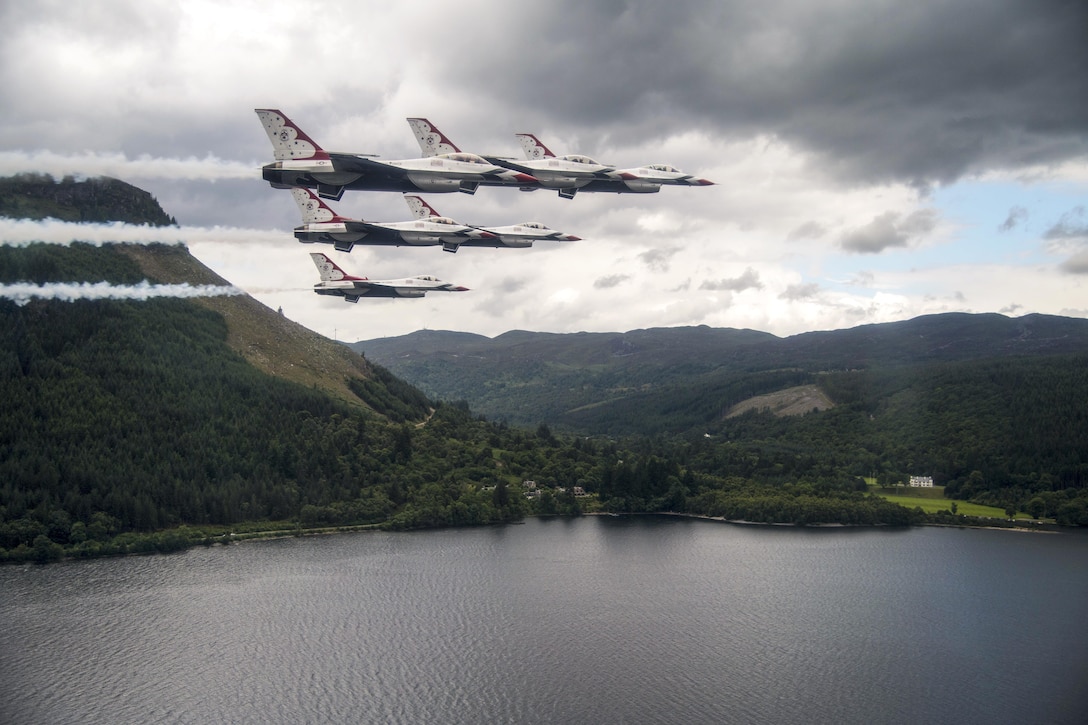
left=403, top=194, right=442, bottom=219
left=291, top=187, right=350, bottom=224
left=310, top=253, right=364, bottom=282
left=407, top=118, right=460, bottom=157
left=516, top=133, right=555, bottom=160
left=255, top=109, right=331, bottom=162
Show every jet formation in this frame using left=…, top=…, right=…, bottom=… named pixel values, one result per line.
left=257, top=109, right=714, bottom=201
left=256, top=108, right=713, bottom=302
left=291, top=186, right=581, bottom=254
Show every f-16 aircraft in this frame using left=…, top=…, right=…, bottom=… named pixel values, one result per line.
left=310, top=252, right=468, bottom=301
left=408, top=120, right=616, bottom=200
left=256, top=109, right=539, bottom=200
left=290, top=187, right=497, bottom=253
left=407, top=119, right=713, bottom=198
left=513, top=133, right=715, bottom=198
left=403, top=195, right=582, bottom=249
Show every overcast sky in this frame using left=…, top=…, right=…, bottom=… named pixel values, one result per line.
left=2, top=0, right=1086, bottom=342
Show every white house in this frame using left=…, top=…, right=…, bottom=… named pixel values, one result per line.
left=909, top=475, right=934, bottom=488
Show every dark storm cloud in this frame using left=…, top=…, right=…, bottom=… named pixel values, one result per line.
left=839, top=209, right=937, bottom=254
left=699, top=267, right=762, bottom=292
left=457, top=0, right=1088, bottom=187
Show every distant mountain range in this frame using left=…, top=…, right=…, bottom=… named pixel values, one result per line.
left=351, top=313, right=1088, bottom=433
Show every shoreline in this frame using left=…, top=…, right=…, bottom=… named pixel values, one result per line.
left=7, top=509, right=1066, bottom=566
left=591, top=510, right=1061, bottom=533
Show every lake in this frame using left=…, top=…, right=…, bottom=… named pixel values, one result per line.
left=2, top=516, right=1087, bottom=724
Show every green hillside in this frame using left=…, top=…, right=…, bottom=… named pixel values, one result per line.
left=0, top=173, right=176, bottom=225
left=0, top=177, right=573, bottom=560
left=353, top=318, right=1088, bottom=524
left=353, top=314, right=1088, bottom=434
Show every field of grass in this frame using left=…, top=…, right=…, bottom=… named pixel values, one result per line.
left=864, top=480, right=1027, bottom=519
left=877, top=494, right=1020, bottom=518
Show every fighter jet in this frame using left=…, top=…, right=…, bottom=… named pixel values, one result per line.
left=403, top=195, right=582, bottom=250
left=513, top=133, right=715, bottom=198
left=310, top=252, right=468, bottom=301
left=407, top=120, right=616, bottom=200
left=290, top=187, right=497, bottom=253
left=256, top=109, right=539, bottom=200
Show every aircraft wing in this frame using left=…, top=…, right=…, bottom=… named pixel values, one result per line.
left=483, top=156, right=536, bottom=176
left=350, top=281, right=415, bottom=298
left=328, top=154, right=419, bottom=186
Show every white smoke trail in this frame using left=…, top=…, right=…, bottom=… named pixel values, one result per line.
left=0, top=217, right=285, bottom=247
left=0, top=150, right=257, bottom=181
left=0, top=280, right=246, bottom=306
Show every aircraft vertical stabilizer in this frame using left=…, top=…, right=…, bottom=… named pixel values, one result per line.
left=291, top=188, right=350, bottom=224
left=255, top=109, right=331, bottom=162
left=310, top=252, right=363, bottom=282
left=407, top=118, right=461, bottom=157
left=516, top=133, right=556, bottom=160
left=403, top=194, right=442, bottom=220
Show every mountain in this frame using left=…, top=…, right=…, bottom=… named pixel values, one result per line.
left=0, top=173, right=176, bottom=225
left=351, top=313, right=1088, bottom=432
left=1, top=175, right=568, bottom=560
left=354, top=317, right=1088, bottom=520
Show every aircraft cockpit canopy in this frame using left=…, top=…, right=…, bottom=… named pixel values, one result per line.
left=430, top=216, right=461, bottom=225
left=560, top=154, right=602, bottom=166
left=414, top=275, right=439, bottom=282
left=517, top=222, right=548, bottom=230
left=646, top=164, right=680, bottom=173
left=440, top=152, right=489, bottom=165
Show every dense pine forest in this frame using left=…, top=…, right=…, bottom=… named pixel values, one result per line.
left=2, top=176, right=1086, bottom=564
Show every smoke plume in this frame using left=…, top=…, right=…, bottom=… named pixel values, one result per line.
left=0, top=217, right=284, bottom=247
left=0, top=280, right=246, bottom=306
left=0, top=150, right=256, bottom=181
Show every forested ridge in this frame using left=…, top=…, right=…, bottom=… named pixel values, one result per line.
left=0, top=173, right=176, bottom=226
left=2, top=175, right=1086, bottom=564
left=354, top=315, right=1088, bottom=433
left=355, top=315, right=1088, bottom=524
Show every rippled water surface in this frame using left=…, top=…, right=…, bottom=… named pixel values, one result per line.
left=2, top=517, right=1087, bottom=724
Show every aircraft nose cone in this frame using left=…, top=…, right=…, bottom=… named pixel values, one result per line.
left=476, top=231, right=497, bottom=238
left=513, top=172, right=538, bottom=184
left=694, top=178, right=715, bottom=186
left=563, top=234, right=582, bottom=241
left=453, top=286, right=470, bottom=292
